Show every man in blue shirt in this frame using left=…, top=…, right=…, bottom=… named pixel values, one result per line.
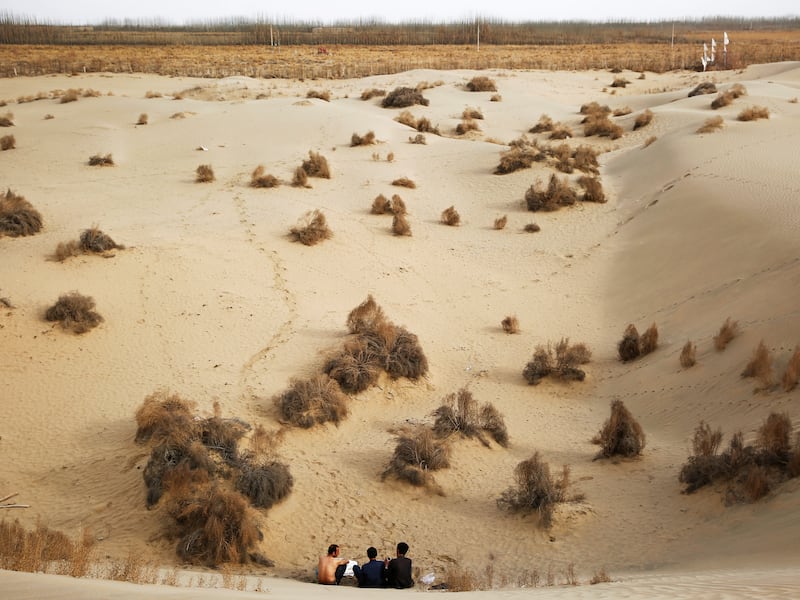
left=353, top=546, right=386, bottom=587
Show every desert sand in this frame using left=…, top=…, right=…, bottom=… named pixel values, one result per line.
left=1, top=61, right=799, bottom=599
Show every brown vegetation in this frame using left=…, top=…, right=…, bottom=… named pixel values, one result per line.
left=409, top=133, right=427, bottom=144
left=782, top=347, right=800, bottom=392
left=462, top=107, right=483, bottom=120
left=432, top=388, right=509, bottom=448
left=440, top=205, right=460, bottom=226
left=396, top=110, right=440, bottom=134
left=688, top=82, right=717, bottom=97
left=594, top=399, right=646, bottom=459
left=493, top=215, right=507, bottom=230
left=617, top=322, right=658, bottom=362
left=497, top=452, right=574, bottom=528
left=612, top=106, right=632, bottom=116
left=680, top=340, right=697, bottom=368
left=633, top=109, right=653, bottom=130
left=737, top=106, right=770, bottom=121
left=55, top=226, right=124, bottom=261
left=351, top=130, right=376, bottom=146
left=392, top=213, right=411, bottom=236
left=711, top=83, right=747, bottom=109
left=494, top=145, right=544, bottom=174
left=250, top=165, right=279, bottom=188
left=578, top=175, right=606, bottom=203
left=466, top=76, right=497, bottom=92
left=382, top=427, right=450, bottom=490
left=525, top=174, right=577, bottom=212
left=501, top=315, right=519, bottom=334
left=136, top=113, right=148, bottom=125
left=741, top=340, right=773, bottom=390
left=382, top=86, right=429, bottom=108
left=523, top=338, right=591, bottom=385
left=44, top=291, right=103, bottom=334
left=696, top=116, right=724, bottom=134
left=713, top=317, right=739, bottom=351
left=455, top=118, right=481, bottom=135
left=300, top=150, right=331, bottom=179
left=289, top=209, right=332, bottom=246
left=1, top=134, right=15, bottom=150
left=0, top=112, right=14, bottom=127
left=529, top=114, right=553, bottom=133
left=306, top=89, right=330, bottom=101
left=0, top=189, right=43, bottom=237
left=89, top=153, right=114, bottom=166
left=392, top=176, right=416, bottom=188
left=361, top=88, right=386, bottom=100
left=583, top=112, right=623, bottom=139
left=274, top=374, right=348, bottom=428
left=610, top=77, right=630, bottom=88
left=0, top=519, right=94, bottom=577
left=291, top=166, right=309, bottom=187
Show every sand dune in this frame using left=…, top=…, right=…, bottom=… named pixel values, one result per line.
left=1, top=62, right=799, bottom=598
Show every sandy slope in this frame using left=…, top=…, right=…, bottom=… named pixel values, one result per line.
left=1, top=61, right=799, bottom=598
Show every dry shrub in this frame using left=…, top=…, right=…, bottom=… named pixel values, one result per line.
left=195, top=164, right=214, bottom=182
left=640, top=323, right=659, bottom=355
left=392, top=213, right=412, bottom=236
left=741, top=340, right=773, bottom=389
left=523, top=222, right=541, bottom=233
left=0, top=112, right=13, bottom=127
left=0, top=520, right=94, bottom=576
left=580, top=101, right=611, bottom=117
left=610, top=77, right=630, bottom=88
left=300, top=150, right=331, bottom=179
left=385, top=326, right=428, bottom=379
left=525, top=173, right=577, bottom=212
left=497, top=452, right=571, bottom=528
left=643, top=135, right=658, bottom=147
left=583, top=113, right=623, bottom=139
left=323, top=337, right=382, bottom=393
left=696, top=116, right=724, bottom=134
left=274, top=374, right=348, bottom=428
left=490, top=93, right=502, bottom=102
left=382, top=87, right=429, bottom=108
left=409, top=133, right=427, bottom=144
left=137, top=113, right=148, bottom=125
left=688, top=82, right=717, bottom=97
left=382, top=427, right=450, bottom=489
left=443, top=566, right=479, bottom=592
left=617, top=324, right=641, bottom=362
left=392, top=176, right=416, bottom=188
left=80, top=226, right=123, bottom=253
left=396, top=110, right=439, bottom=134
left=530, top=114, right=554, bottom=133
left=371, top=193, right=391, bottom=214
left=573, top=145, right=599, bottom=174
left=0, top=189, right=43, bottom=237
left=502, top=315, right=519, bottom=334
left=549, top=123, right=573, bottom=140
left=291, top=166, right=309, bottom=187
left=235, top=460, right=293, bottom=509
left=494, top=145, right=544, bottom=174
left=595, top=399, right=646, bottom=459
left=456, top=118, right=481, bottom=135
left=711, top=84, right=747, bottom=110
left=432, top=387, right=509, bottom=447
left=60, top=89, right=79, bottom=103
left=289, top=209, right=332, bottom=246
left=494, top=215, right=507, bottom=230
left=346, top=294, right=387, bottom=336
left=462, top=107, right=484, bottom=120
left=523, top=338, right=591, bottom=385
left=306, top=89, right=330, bottom=101
left=692, top=420, right=724, bottom=457
left=249, top=165, right=279, bottom=188
left=390, top=194, right=407, bottom=215
left=351, top=130, right=376, bottom=146
left=134, top=390, right=197, bottom=444
left=633, top=109, right=653, bottom=130
left=44, top=291, right=103, bottom=334
left=88, top=153, right=114, bottom=166
left=612, top=106, right=632, bottom=116
left=145, top=90, right=162, bottom=98
left=578, top=175, right=606, bottom=203
left=590, top=568, right=612, bottom=585
left=757, top=412, right=792, bottom=462
left=737, top=106, right=770, bottom=121
left=782, top=347, right=800, bottom=392
left=680, top=340, right=697, bottom=368
left=440, top=205, right=461, bottom=226
left=361, top=88, right=386, bottom=100
left=713, top=317, right=739, bottom=351
left=466, top=76, right=497, bottom=92
left=1, top=134, right=15, bottom=150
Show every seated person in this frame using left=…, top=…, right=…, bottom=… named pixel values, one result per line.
left=353, top=546, right=386, bottom=588
left=317, top=544, right=348, bottom=585
left=384, top=541, right=414, bottom=589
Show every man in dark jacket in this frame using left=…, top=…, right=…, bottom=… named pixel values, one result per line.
left=384, top=541, right=414, bottom=589
left=353, top=546, right=386, bottom=587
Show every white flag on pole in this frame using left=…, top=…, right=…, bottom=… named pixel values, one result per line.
left=711, top=38, right=716, bottom=62
left=724, top=32, right=729, bottom=46
left=701, top=55, right=708, bottom=71
left=703, top=43, right=709, bottom=62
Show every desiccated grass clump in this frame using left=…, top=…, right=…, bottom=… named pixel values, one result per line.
left=523, top=338, right=591, bottom=385
left=392, top=213, right=411, bottom=236
left=382, top=87, right=429, bottom=108
left=502, top=315, right=519, bottom=334
left=289, top=209, right=332, bottom=246
left=396, top=110, right=439, bottom=134
left=306, top=89, right=331, bottom=102
left=195, top=164, right=214, bottom=182
left=633, top=109, right=654, bottom=130
left=1, top=134, right=15, bottom=150
left=680, top=340, right=697, bottom=368
left=409, top=133, right=427, bottom=144
left=494, top=145, right=544, bottom=175
left=250, top=165, right=279, bottom=188
left=573, top=145, right=600, bottom=175
left=80, top=226, right=123, bottom=253
left=696, top=116, right=724, bottom=134
left=0, top=189, right=43, bottom=237
left=493, top=215, right=507, bottom=230
left=361, top=88, right=386, bottom=100
left=466, top=76, right=497, bottom=92
left=741, top=340, right=773, bottom=390
left=351, top=130, right=376, bottom=146
left=323, top=337, right=382, bottom=394
left=578, top=176, right=606, bottom=203
left=432, top=388, right=509, bottom=448
left=274, top=374, right=348, bottom=428
left=0, top=520, right=95, bottom=576
left=639, top=322, right=659, bottom=355
left=549, top=123, right=573, bottom=140
left=594, top=399, right=646, bottom=459
left=45, top=291, right=103, bottom=334
left=688, top=82, right=717, bottom=97
left=530, top=114, right=554, bottom=133
left=711, top=83, right=747, bottom=109
left=89, top=153, right=114, bottom=166
left=0, top=112, right=14, bottom=127
left=782, top=347, right=800, bottom=392
left=713, top=317, right=739, bottom=351
left=490, top=93, right=502, bottom=102
left=617, top=323, right=658, bottom=362
left=392, top=176, right=416, bottom=189
left=462, top=107, right=483, bottom=120
left=371, top=193, right=391, bottom=214
left=300, top=150, right=331, bottom=179
left=737, top=106, right=770, bottom=121
left=235, top=460, right=294, bottom=509
left=497, top=452, right=573, bottom=528
left=613, top=106, right=632, bottom=116
left=524, top=222, right=541, bottom=233
left=60, top=89, right=79, bottom=103
left=137, top=113, right=148, bottom=125
left=525, top=174, right=577, bottom=212
left=292, top=166, right=309, bottom=188
left=382, top=427, right=450, bottom=490
left=610, top=77, right=630, bottom=88
left=455, top=118, right=481, bottom=135
left=583, top=113, right=623, bottom=139
left=440, top=205, right=460, bottom=226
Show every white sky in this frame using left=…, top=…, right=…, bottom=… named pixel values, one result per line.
left=2, top=1, right=798, bottom=25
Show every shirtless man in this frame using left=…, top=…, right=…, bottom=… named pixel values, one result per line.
left=317, top=544, right=349, bottom=585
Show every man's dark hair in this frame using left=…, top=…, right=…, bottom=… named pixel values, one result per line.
left=367, top=547, right=378, bottom=559
left=397, top=542, right=409, bottom=555
left=328, top=544, right=339, bottom=555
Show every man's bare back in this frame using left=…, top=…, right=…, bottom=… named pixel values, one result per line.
left=318, top=544, right=348, bottom=585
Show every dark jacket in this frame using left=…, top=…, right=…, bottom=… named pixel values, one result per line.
left=386, top=555, right=414, bottom=589
left=355, top=559, right=386, bottom=588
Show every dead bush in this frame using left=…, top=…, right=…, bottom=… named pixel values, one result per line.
left=392, top=176, right=416, bottom=188
left=497, top=452, right=571, bottom=528
left=390, top=194, right=407, bottom=215
left=530, top=114, right=554, bottom=133
left=578, top=176, right=606, bottom=203
left=306, top=89, right=330, bottom=102
left=741, top=340, right=773, bottom=389
left=385, top=326, right=428, bottom=380
left=396, top=110, right=439, bottom=134
left=195, top=164, right=214, bottom=182
left=525, top=174, right=577, bottom=212
left=688, top=82, right=717, bottom=97
left=137, top=113, right=148, bottom=125
left=300, top=150, right=331, bottom=179
left=462, top=107, right=483, bottom=120
left=579, top=102, right=611, bottom=117
left=60, top=89, right=79, bottom=103
left=524, top=222, right=541, bottom=233
left=711, top=84, right=747, bottom=110
left=583, top=114, right=623, bottom=139
left=0, top=189, right=43, bottom=237
left=456, top=118, right=481, bottom=135
left=291, top=166, right=309, bottom=187
left=610, top=77, right=630, bottom=88
left=289, top=209, right=332, bottom=246
left=323, top=338, right=382, bottom=393
left=502, top=315, right=519, bottom=334
left=782, top=347, right=800, bottom=392
left=1, top=134, right=15, bottom=150
left=0, top=112, right=13, bottom=127
left=737, top=106, right=770, bottom=121
left=594, top=399, right=646, bottom=459
left=44, top=291, right=103, bottom=334
left=757, top=412, right=792, bottom=463
left=633, top=109, right=653, bottom=130
left=713, top=317, right=739, bottom=351
left=612, top=106, right=632, bottom=116
left=250, top=165, right=279, bottom=188
left=680, top=340, right=697, bottom=368
left=382, top=427, right=450, bottom=489
left=432, top=388, right=509, bottom=447
left=346, top=294, right=387, bottom=335
left=490, top=94, right=502, bottom=102
left=590, top=568, right=613, bottom=585
left=392, top=213, right=411, bottom=236
left=549, top=123, right=573, bottom=140
left=640, top=323, right=659, bottom=355
left=371, top=193, right=391, bottom=214
left=409, top=133, right=427, bottom=144
left=134, top=391, right=198, bottom=444
left=466, top=76, right=497, bottom=92
left=382, top=87, right=429, bottom=108
left=80, top=226, right=123, bottom=253
left=573, top=145, right=599, bottom=174
left=493, top=215, right=508, bottom=230
left=643, top=135, right=658, bottom=147
left=696, top=116, right=724, bottom=134
left=274, top=374, right=348, bottom=428
left=494, top=144, right=545, bottom=175
left=440, top=205, right=461, bottom=226
left=617, top=324, right=641, bottom=362
left=351, top=131, right=376, bottom=146
left=236, top=460, right=293, bottom=509
left=361, top=88, right=386, bottom=100
left=523, top=338, right=591, bottom=385
left=89, top=153, right=114, bottom=166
